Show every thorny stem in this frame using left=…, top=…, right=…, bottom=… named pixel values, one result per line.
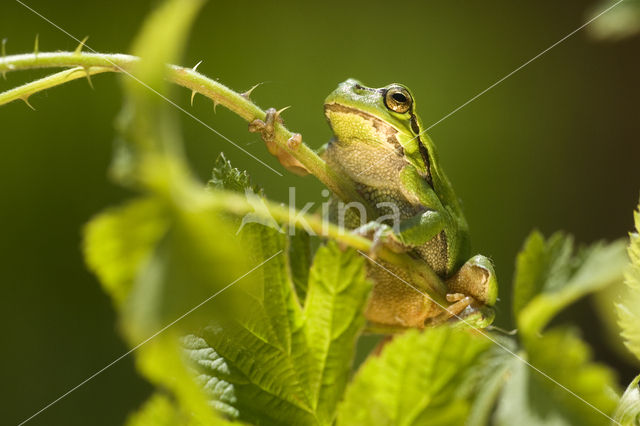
left=0, top=51, right=367, bottom=208
left=0, top=51, right=448, bottom=304
left=201, top=189, right=449, bottom=304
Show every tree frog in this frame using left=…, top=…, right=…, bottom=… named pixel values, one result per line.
left=252, top=79, right=498, bottom=330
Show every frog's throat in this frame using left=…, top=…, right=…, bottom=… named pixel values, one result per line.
left=324, top=103, right=404, bottom=155
left=325, top=103, right=432, bottom=180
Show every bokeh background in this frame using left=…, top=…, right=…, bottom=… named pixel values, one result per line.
left=1, top=0, right=639, bottom=424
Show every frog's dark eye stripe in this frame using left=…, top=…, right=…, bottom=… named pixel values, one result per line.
left=354, top=83, right=380, bottom=93
left=410, top=115, right=420, bottom=134
left=409, top=112, right=432, bottom=183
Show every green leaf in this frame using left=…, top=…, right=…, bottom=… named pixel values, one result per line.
left=132, top=333, right=225, bottom=426
left=87, top=2, right=246, bottom=425
left=123, top=205, right=251, bottom=339
left=84, top=197, right=250, bottom=340
left=465, top=338, right=517, bottom=426
left=617, top=297, right=640, bottom=362
left=115, top=0, right=203, bottom=188
left=126, top=393, right=200, bottom=426
left=287, top=229, right=311, bottom=302
left=613, top=374, right=640, bottom=426
left=128, top=0, right=204, bottom=95
left=303, top=240, right=371, bottom=422
left=184, top=235, right=371, bottom=425
left=337, top=327, right=492, bottom=426
left=494, top=328, right=620, bottom=426
left=207, top=153, right=262, bottom=195
left=84, top=197, right=170, bottom=305
left=617, top=207, right=640, bottom=361
left=513, top=231, right=627, bottom=339
left=84, top=197, right=252, bottom=423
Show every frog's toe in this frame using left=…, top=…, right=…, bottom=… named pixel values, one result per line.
left=353, top=222, right=406, bottom=258
left=248, top=107, right=277, bottom=142
left=249, top=108, right=309, bottom=175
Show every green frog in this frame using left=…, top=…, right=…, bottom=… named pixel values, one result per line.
left=252, top=79, right=497, bottom=330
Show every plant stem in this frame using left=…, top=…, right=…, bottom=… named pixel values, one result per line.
left=0, top=66, right=110, bottom=107
left=201, top=188, right=449, bottom=303
left=0, top=51, right=448, bottom=303
left=0, top=51, right=366, bottom=207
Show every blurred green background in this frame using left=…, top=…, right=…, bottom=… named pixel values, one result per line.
left=1, top=0, right=639, bottom=424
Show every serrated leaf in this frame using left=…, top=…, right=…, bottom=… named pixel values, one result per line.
left=303, top=241, right=371, bottom=422
left=613, top=374, right=640, bottom=426
left=494, top=328, right=620, bottom=426
left=617, top=206, right=640, bottom=361
left=132, top=333, right=224, bottom=426
left=513, top=231, right=627, bottom=339
left=336, top=327, right=492, bottom=426
left=207, top=153, right=262, bottom=195
left=184, top=234, right=371, bottom=425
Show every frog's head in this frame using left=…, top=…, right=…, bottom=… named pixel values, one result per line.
left=324, top=79, right=432, bottom=178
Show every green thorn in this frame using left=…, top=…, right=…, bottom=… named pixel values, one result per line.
left=22, top=96, right=36, bottom=111
left=1, top=38, right=6, bottom=80
left=276, top=105, right=291, bottom=116
left=241, top=83, right=262, bottom=100
left=75, top=36, right=89, bottom=55
left=84, top=67, right=94, bottom=89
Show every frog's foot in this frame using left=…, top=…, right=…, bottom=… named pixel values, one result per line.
left=353, top=221, right=408, bottom=259
left=248, top=107, right=309, bottom=176
left=446, top=254, right=498, bottom=307
left=426, top=293, right=477, bottom=326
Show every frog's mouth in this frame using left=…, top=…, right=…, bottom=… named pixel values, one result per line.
left=324, top=103, right=403, bottom=153
left=324, top=103, right=399, bottom=135
left=324, top=103, right=381, bottom=122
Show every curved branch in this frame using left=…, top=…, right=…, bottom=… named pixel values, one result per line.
left=0, top=51, right=449, bottom=306
left=0, top=51, right=366, bottom=207
left=0, top=66, right=110, bottom=107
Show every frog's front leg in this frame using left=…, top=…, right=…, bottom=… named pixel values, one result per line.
left=352, top=221, right=407, bottom=258
left=355, top=208, right=446, bottom=258
left=248, top=108, right=309, bottom=176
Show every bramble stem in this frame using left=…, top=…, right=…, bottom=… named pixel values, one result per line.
left=0, top=51, right=448, bottom=304
left=202, top=189, right=449, bottom=303
left=0, top=51, right=366, bottom=207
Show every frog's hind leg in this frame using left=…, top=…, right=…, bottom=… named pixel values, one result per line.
left=427, top=293, right=476, bottom=326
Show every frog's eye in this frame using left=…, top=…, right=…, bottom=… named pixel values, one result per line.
left=384, top=86, right=413, bottom=114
